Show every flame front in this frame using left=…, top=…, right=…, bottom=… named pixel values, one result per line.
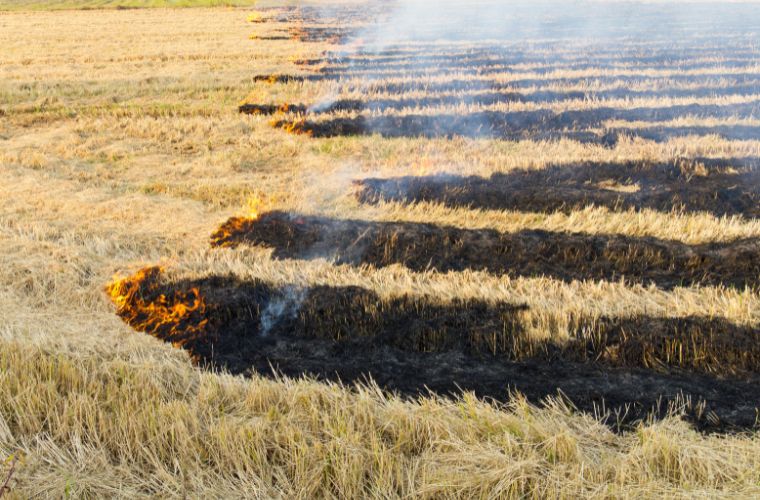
left=272, top=118, right=312, bottom=136
left=106, top=266, right=209, bottom=349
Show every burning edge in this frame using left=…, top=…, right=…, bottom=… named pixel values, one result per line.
left=107, top=267, right=760, bottom=378
left=105, top=266, right=760, bottom=430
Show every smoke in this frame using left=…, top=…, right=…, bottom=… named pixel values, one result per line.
left=353, top=0, right=760, bottom=45
left=259, top=285, right=306, bottom=336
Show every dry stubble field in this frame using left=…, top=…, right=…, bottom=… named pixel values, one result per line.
left=2, top=1, right=760, bottom=497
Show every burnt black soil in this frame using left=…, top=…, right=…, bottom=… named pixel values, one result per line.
left=117, top=272, right=760, bottom=431
left=252, top=74, right=323, bottom=84
left=210, top=211, right=760, bottom=290
left=238, top=104, right=309, bottom=115
left=271, top=100, right=760, bottom=143
left=289, top=26, right=356, bottom=43
left=355, top=159, right=760, bottom=218
left=238, top=100, right=364, bottom=116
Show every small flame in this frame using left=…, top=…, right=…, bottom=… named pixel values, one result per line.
left=106, top=267, right=209, bottom=349
left=271, top=118, right=312, bottom=136
left=411, top=158, right=436, bottom=177
left=210, top=217, right=256, bottom=248
left=246, top=12, right=266, bottom=23
left=246, top=194, right=264, bottom=220
left=209, top=194, right=269, bottom=247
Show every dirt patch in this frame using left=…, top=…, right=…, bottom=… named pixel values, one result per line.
left=355, top=159, right=760, bottom=218
left=107, top=268, right=760, bottom=431
left=210, top=211, right=760, bottom=290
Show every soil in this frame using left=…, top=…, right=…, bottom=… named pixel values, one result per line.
left=209, top=211, right=760, bottom=290
left=355, top=159, right=760, bottom=218
left=112, top=271, right=760, bottom=432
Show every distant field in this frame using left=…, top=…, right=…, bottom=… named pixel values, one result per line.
left=2, top=2, right=760, bottom=498
left=0, top=0, right=258, bottom=10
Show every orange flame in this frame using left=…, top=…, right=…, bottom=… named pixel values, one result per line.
left=245, top=194, right=263, bottom=220
left=271, top=118, right=312, bottom=136
left=209, top=195, right=267, bottom=247
left=106, top=267, right=209, bottom=349
left=411, top=158, right=436, bottom=177
left=209, top=217, right=256, bottom=248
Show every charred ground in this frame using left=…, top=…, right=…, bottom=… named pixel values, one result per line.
left=107, top=3, right=760, bottom=434
left=355, top=158, right=760, bottom=218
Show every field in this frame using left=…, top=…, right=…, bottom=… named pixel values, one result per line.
left=2, top=1, right=760, bottom=497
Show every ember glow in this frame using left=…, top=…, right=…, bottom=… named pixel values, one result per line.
left=209, top=216, right=257, bottom=248
left=106, top=267, right=209, bottom=350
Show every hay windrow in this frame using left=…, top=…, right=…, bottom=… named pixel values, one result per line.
left=210, top=211, right=760, bottom=290
left=354, top=159, right=760, bottom=218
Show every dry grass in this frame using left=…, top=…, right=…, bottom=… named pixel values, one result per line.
left=2, top=2, right=760, bottom=497
left=0, top=0, right=258, bottom=10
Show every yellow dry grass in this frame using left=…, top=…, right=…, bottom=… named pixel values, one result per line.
left=1, top=3, right=760, bottom=498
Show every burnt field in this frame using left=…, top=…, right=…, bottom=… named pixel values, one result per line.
left=105, top=2, right=760, bottom=432
left=11, top=2, right=760, bottom=496
left=109, top=266, right=760, bottom=430
left=245, top=7, right=760, bottom=144
left=354, top=158, right=760, bottom=217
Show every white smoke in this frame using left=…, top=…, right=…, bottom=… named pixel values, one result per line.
left=259, top=285, right=306, bottom=336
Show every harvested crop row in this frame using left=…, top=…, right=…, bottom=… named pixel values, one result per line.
left=210, top=211, right=760, bottom=290
left=355, top=160, right=760, bottom=218
left=269, top=99, right=760, bottom=141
